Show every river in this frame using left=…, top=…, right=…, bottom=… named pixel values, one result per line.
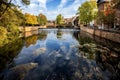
left=0, top=29, right=120, bottom=80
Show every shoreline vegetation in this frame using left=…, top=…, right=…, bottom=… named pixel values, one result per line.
left=0, top=3, right=47, bottom=47
left=1, top=0, right=119, bottom=47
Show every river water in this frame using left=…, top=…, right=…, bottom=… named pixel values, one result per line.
left=0, top=29, right=120, bottom=80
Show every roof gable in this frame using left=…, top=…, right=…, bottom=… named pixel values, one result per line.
left=97, top=0, right=111, bottom=4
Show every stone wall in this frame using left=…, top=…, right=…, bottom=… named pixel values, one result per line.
left=81, top=27, right=120, bottom=43
left=19, top=26, right=46, bottom=32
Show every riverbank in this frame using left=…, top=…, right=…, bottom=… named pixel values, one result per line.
left=81, top=26, right=120, bottom=43
left=19, top=26, right=46, bottom=32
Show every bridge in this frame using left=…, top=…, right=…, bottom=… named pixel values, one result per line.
left=19, top=16, right=80, bottom=32
left=46, top=15, right=80, bottom=28
left=64, top=15, right=79, bottom=28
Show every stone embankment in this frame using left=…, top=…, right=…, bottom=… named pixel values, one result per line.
left=19, top=26, right=46, bottom=32
left=81, top=27, right=120, bottom=43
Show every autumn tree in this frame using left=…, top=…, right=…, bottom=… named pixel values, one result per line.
left=77, top=1, right=98, bottom=25
left=0, top=0, right=30, bottom=46
left=0, top=7, right=18, bottom=27
left=56, top=14, right=64, bottom=25
left=112, top=0, right=120, bottom=9
left=104, top=6, right=115, bottom=28
left=13, top=8, right=26, bottom=26
left=0, top=0, right=30, bottom=18
left=25, top=13, right=38, bottom=26
left=97, top=2, right=115, bottom=29
left=37, top=13, right=47, bottom=26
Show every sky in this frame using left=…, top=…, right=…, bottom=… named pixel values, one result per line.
left=13, top=0, right=87, bottom=20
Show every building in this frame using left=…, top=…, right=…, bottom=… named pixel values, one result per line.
left=97, top=0, right=113, bottom=29
left=97, top=0, right=111, bottom=11
left=97, top=0, right=120, bottom=30
left=112, top=0, right=120, bottom=29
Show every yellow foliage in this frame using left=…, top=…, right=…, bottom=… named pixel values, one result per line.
left=0, top=26, right=7, bottom=46
left=25, top=13, right=38, bottom=25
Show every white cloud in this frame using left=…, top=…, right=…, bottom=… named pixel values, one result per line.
left=58, top=0, right=67, bottom=9
left=45, top=0, right=86, bottom=20
left=13, top=0, right=86, bottom=20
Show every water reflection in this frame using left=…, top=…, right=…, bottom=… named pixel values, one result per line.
left=0, top=39, right=24, bottom=72
left=0, top=29, right=119, bottom=80
left=25, top=35, right=39, bottom=47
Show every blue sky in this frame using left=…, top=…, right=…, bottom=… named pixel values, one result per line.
left=13, top=0, right=87, bottom=20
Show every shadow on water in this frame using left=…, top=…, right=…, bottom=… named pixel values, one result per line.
left=74, top=31, right=120, bottom=80
left=0, top=39, right=24, bottom=79
left=0, top=29, right=120, bottom=80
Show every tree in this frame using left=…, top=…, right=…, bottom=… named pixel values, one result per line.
left=0, top=7, right=20, bottom=27
left=0, top=0, right=30, bottom=18
left=13, top=8, right=26, bottom=26
left=97, top=2, right=115, bottom=29
left=104, top=5, right=115, bottom=28
left=25, top=13, right=38, bottom=26
left=77, top=1, right=98, bottom=25
left=0, top=0, right=30, bottom=46
left=37, top=13, right=47, bottom=26
left=56, top=14, right=64, bottom=25
left=112, top=0, right=120, bottom=9
left=0, top=26, right=7, bottom=46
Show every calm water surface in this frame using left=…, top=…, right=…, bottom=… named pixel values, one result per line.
left=0, top=29, right=120, bottom=80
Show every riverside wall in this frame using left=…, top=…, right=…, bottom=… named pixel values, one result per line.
left=19, top=26, right=46, bottom=32
left=81, top=27, right=120, bottom=43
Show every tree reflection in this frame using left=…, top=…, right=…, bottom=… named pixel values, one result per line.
left=73, top=31, right=120, bottom=79
left=38, top=31, right=47, bottom=40
left=0, top=38, right=24, bottom=72
left=25, top=35, right=38, bottom=47
left=95, top=48, right=120, bottom=80
left=57, top=29, right=62, bottom=38
left=73, top=31, right=96, bottom=60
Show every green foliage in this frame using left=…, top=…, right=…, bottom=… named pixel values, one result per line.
left=77, top=1, right=98, bottom=25
left=13, top=8, right=26, bottom=26
left=56, top=14, right=64, bottom=25
left=0, top=0, right=30, bottom=18
left=0, top=7, right=21, bottom=46
left=37, top=13, right=47, bottom=26
left=22, top=0, right=30, bottom=5
left=0, top=0, right=30, bottom=47
left=0, top=7, right=18, bottom=27
left=7, top=24, right=20, bottom=41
